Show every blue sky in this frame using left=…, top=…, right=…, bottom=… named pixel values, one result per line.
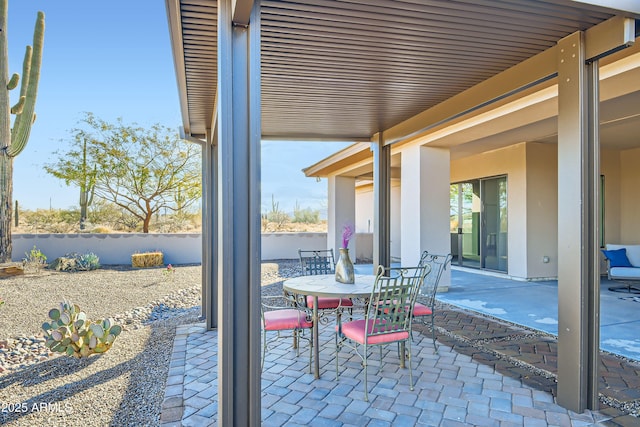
left=7, top=1, right=350, bottom=215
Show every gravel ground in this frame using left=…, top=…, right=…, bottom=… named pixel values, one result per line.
left=0, top=260, right=301, bottom=427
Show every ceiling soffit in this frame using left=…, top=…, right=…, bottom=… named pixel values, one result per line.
left=170, top=0, right=637, bottom=140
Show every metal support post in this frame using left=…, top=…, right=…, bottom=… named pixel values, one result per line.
left=556, top=30, right=600, bottom=412
left=217, top=0, right=261, bottom=425
left=372, top=132, right=391, bottom=270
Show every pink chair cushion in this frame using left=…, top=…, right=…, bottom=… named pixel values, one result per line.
left=338, top=319, right=409, bottom=345
left=412, top=302, right=432, bottom=316
left=264, top=309, right=313, bottom=331
left=307, top=296, right=353, bottom=309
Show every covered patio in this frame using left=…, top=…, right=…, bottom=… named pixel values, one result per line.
left=159, top=267, right=640, bottom=426
left=164, top=1, right=640, bottom=424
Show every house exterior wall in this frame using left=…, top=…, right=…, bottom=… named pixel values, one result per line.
left=348, top=142, right=633, bottom=280
left=619, top=147, right=640, bottom=243
left=601, top=149, right=621, bottom=244
left=355, top=182, right=401, bottom=261
left=451, top=143, right=529, bottom=278
left=525, top=143, right=558, bottom=279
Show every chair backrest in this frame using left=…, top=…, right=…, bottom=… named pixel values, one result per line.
left=365, top=265, right=428, bottom=339
left=417, top=251, right=453, bottom=304
left=298, top=249, right=335, bottom=275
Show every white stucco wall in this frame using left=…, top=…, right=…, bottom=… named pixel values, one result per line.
left=13, top=233, right=202, bottom=265
left=601, top=148, right=621, bottom=244
left=355, top=183, right=401, bottom=261
left=525, top=143, right=558, bottom=279
left=328, top=176, right=356, bottom=262
left=619, top=147, right=640, bottom=243
left=12, top=232, right=375, bottom=265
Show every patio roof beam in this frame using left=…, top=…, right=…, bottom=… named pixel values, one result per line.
left=584, top=16, right=635, bottom=61
left=165, top=0, right=192, bottom=136
left=381, top=45, right=558, bottom=146
left=232, top=0, right=254, bottom=26
left=382, top=15, right=636, bottom=148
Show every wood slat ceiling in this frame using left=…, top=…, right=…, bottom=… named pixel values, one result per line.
left=173, top=0, right=627, bottom=141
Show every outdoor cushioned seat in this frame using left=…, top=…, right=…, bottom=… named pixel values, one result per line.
left=412, top=302, right=432, bottom=317
left=335, top=265, right=426, bottom=401
left=306, top=296, right=353, bottom=309
left=263, top=309, right=313, bottom=331
left=261, top=296, right=314, bottom=372
left=337, top=319, right=409, bottom=345
left=603, top=244, right=640, bottom=293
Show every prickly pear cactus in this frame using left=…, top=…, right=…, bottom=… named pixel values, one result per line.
left=42, top=301, right=122, bottom=358
left=0, top=1, right=45, bottom=262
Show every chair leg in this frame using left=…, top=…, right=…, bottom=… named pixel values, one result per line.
left=407, top=339, right=414, bottom=391
left=335, top=329, right=340, bottom=380
left=261, top=330, right=266, bottom=372
left=363, top=344, right=369, bottom=402
left=308, top=327, right=313, bottom=374
left=431, top=314, right=438, bottom=354
left=608, top=283, right=640, bottom=294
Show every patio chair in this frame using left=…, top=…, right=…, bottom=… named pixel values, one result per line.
left=413, top=251, right=453, bottom=352
left=261, top=295, right=313, bottom=372
left=335, top=265, right=427, bottom=401
left=298, top=249, right=354, bottom=312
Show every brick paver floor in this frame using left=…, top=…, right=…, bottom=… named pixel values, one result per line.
left=160, top=303, right=640, bottom=426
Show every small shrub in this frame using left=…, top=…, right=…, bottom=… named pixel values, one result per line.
left=132, top=251, right=164, bottom=268
left=42, top=301, right=122, bottom=358
left=91, top=226, right=111, bottom=234
left=22, top=245, right=47, bottom=274
left=292, top=205, right=320, bottom=224
left=77, top=252, right=101, bottom=271
left=49, top=252, right=100, bottom=272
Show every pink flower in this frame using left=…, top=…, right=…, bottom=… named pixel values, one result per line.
left=342, top=224, right=354, bottom=249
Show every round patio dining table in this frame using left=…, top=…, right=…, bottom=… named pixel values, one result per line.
left=283, top=274, right=377, bottom=379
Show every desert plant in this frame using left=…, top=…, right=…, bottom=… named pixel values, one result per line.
left=292, top=201, right=320, bottom=224
left=0, top=3, right=45, bottom=262
left=49, top=252, right=100, bottom=272
left=45, top=113, right=202, bottom=233
left=22, top=245, right=47, bottom=273
left=132, top=251, right=163, bottom=268
left=265, top=194, right=289, bottom=230
left=76, top=252, right=100, bottom=270
left=42, top=301, right=122, bottom=358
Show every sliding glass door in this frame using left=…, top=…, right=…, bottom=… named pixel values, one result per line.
left=450, top=176, right=507, bottom=272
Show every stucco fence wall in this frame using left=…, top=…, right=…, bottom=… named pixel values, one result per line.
left=12, top=233, right=374, bottom=265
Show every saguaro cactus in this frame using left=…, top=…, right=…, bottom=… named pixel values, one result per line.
left=0, top=1, right=45, bottom=262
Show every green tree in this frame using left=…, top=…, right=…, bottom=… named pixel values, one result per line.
left=44, top=130, right=96, bottom=229
left=45, top=113, right=201, bottom=233
left=0, top=2, right=44, bottom=262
